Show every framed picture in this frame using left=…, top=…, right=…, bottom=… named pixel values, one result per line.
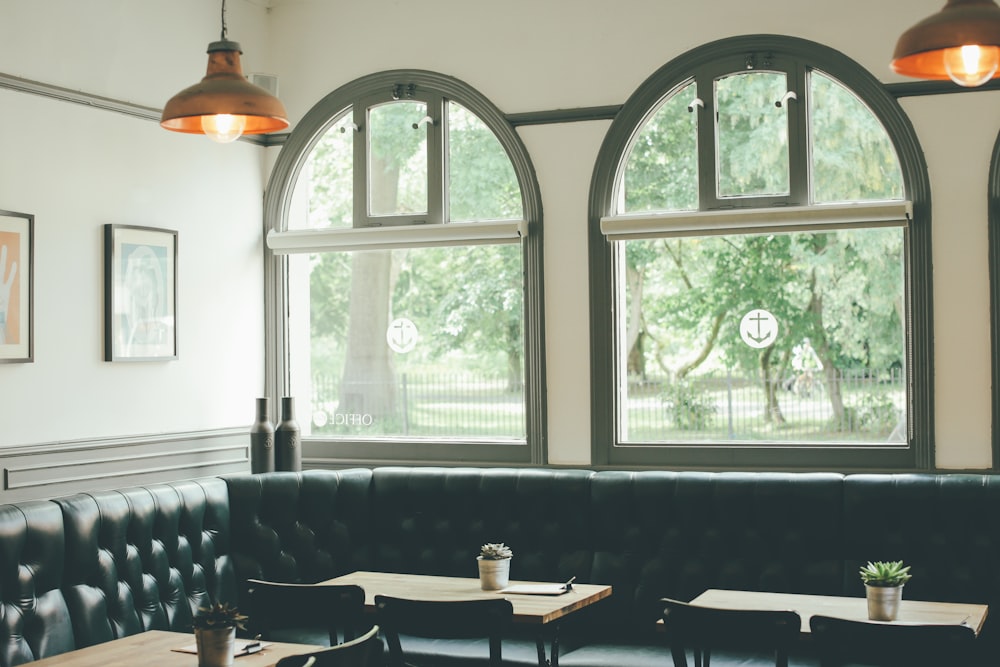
left=104, top=224, right=178, bottom=362
left=0, top=210, right=33, bottom=363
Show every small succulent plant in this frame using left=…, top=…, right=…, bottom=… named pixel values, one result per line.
left=479, top=542, right=513, bottom=560
left=192, top=602, right=248, bottom=630
left=859, top=560, right=912, bottom=588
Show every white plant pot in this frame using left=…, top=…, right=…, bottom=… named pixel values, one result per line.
left=195, top=627, right=236, bottom=667
left=478, top=556, right=511, bottom=590
left=866, top=584, right=903, bottom=621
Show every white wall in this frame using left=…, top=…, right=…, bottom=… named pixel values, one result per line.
left=0, top=1, right=272, bottom=448
left=0, top=0, right=995, bottom=470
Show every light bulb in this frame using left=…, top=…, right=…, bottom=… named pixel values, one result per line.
left=201, top=114, right=247, bottom=143
left=943, top=44, right=1000, bottom=87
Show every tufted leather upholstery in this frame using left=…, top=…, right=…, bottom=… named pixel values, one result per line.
left=369, top=467, right=594, bottom=582
left=586, top=471, right=846, bottom=638
left=0, top=501, right=75, bottom=666
left=3, top=467, right=1000, bottom=666
left=842, top=474, right=1000, bottom=661
left=226, top=469, right=374, bottom=614
left=53, top=478, right=235, bottom=654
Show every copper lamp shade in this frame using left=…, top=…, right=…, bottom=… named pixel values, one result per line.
left=891, top=0, right=1000, bottom=86
left=161, top=39, right=289, bottom=141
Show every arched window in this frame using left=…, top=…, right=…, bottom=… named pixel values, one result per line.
left=589, top=35, right=931, bottom=469
left=265, top=70, right=545, bottom=465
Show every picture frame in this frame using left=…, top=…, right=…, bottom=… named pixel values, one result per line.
left=104, top=224, right=178, bottom=362
left=0, top=210, right=33, bottom=363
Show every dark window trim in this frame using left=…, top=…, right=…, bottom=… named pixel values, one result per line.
left=989, top=129, right=1000, bottom=471
left=263, top=69, right=547, bottom=466
left=693, top=54, right=809, bottom=209
left=589, top=34, right=933, bottom=471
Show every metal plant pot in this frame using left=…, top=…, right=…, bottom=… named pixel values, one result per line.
left=477, top=556, right=511, bottom=590
left=866, top=584, right=903, bottom=621
left=195, top=627, right=236, bottom=667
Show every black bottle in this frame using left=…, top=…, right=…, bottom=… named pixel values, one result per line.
left=275, top=396, right=301, bottom=472
left=249, top=397, right=275, bottom=473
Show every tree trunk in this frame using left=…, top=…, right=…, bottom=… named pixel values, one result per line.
left=506, top=319, right=523, bottom=392
left=340, top=250, right=397, bottom=422
left=761, top=345, right=786, bottom=424
left=339, top=155, right=399, bottom=427
left=625, top=264, right=645, bottom=379
left=676, top=311, right=726, bottom=380
left=806, top=270, right=847, bottom=427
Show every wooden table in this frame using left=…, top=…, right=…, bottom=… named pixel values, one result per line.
left=690, top=589, right=990, bottom=636
left=25, top=630, right=324, bottom=667
left=323, top=570, right=612, bottom=665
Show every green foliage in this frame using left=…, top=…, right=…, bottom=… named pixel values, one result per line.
left=479, top=542, right=513, bottom=560
left=716, top=71, right=790, bottom=197
left=848, top=393, right=900, bottom=434
left=810, top=73, right=903, bottom=202
left=662, top=380, right=718, bottom=430
left=304, top=113, right=355, bottom=229
left=448, top=101, right=521, bottom=221
left=299, top=96, right=529, bottom=431
left=625, top=225, right=905, bottom=439
left=859, top=561, right=912, bottom=587
left=298, top=63, right=908, bottom=443
left=192, top=603, right=248, bottom=631
left=623, top=81, right=698, bottom=212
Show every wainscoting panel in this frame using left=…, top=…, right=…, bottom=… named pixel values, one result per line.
left=0, top=428, right=249, bottom=503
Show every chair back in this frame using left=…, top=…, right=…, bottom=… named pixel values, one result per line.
left=274, top=624, right=381, bottom=667
left=246, top=579, right=366, bottom=646
left=375, top=595, right=513, bottom=667
left=809, top=614, right=977, bottom=667
left=661, top=597, right=801, bottom=667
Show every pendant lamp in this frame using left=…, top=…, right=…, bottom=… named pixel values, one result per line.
left=161, top=0, right=288, bottom=142
left=891, top=0, right=1000, bottom=87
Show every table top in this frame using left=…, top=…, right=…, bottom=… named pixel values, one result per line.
left=323, top=570, right=612, bottom=625
left=26, top=630, right=324, bottom=667
left=690, top=589, right=990, bottom=636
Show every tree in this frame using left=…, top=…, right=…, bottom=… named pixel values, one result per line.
left=338, top=102, right=425, bottom=425
left=618, top=68, right=905, bottom=435
left=304, top=98, right=527, bottom=433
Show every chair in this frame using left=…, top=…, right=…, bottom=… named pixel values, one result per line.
left=375, top=594, right=514, bottom=667
left=275, top=624, right=382, bottom=667
left=808, top=614, right=977, bottom=667
left=246, top=579, right=367, bottom=646
left=660, top=597, right=802, bottom=667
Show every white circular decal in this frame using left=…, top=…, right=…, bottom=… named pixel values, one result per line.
left=386, top=317, right=418, bottom=353
left=740, top=309, right=778, bottom=348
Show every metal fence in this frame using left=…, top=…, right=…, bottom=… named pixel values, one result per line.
left=311, top=367, right=905, bottom=443
left=625, top=367, right=906, bottom=442
left=311, top=372, right=526, bottom=438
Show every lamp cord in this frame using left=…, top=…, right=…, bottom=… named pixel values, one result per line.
left=220, top=0, right=228, bottom=41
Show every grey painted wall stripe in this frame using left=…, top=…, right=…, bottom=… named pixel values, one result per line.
left=2, top=71, right=995, bottom=140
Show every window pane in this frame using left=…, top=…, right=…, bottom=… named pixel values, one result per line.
left=290, top=244, right=526, bottom=440
left=368, top=101, right=428, bottom=217
left=289, top=112, right=354, bottom=230
left=716, top=72, right=790, bottom=198
left=617, top=227, right=906, bottom=444
left=621, top=81, right=699, bottom=213
left=448, top=101, right=521, bottom=222
left=810, top=71, right=904, bottom=203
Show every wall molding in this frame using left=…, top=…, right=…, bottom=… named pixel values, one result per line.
left=0, top=428, right=249, bottom=503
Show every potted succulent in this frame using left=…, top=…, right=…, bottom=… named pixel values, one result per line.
left=477, top=542, right=513, bottom=590
left=859, top=560, right=912, bottom=621
left=192, top=602, right=248, bottom=667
